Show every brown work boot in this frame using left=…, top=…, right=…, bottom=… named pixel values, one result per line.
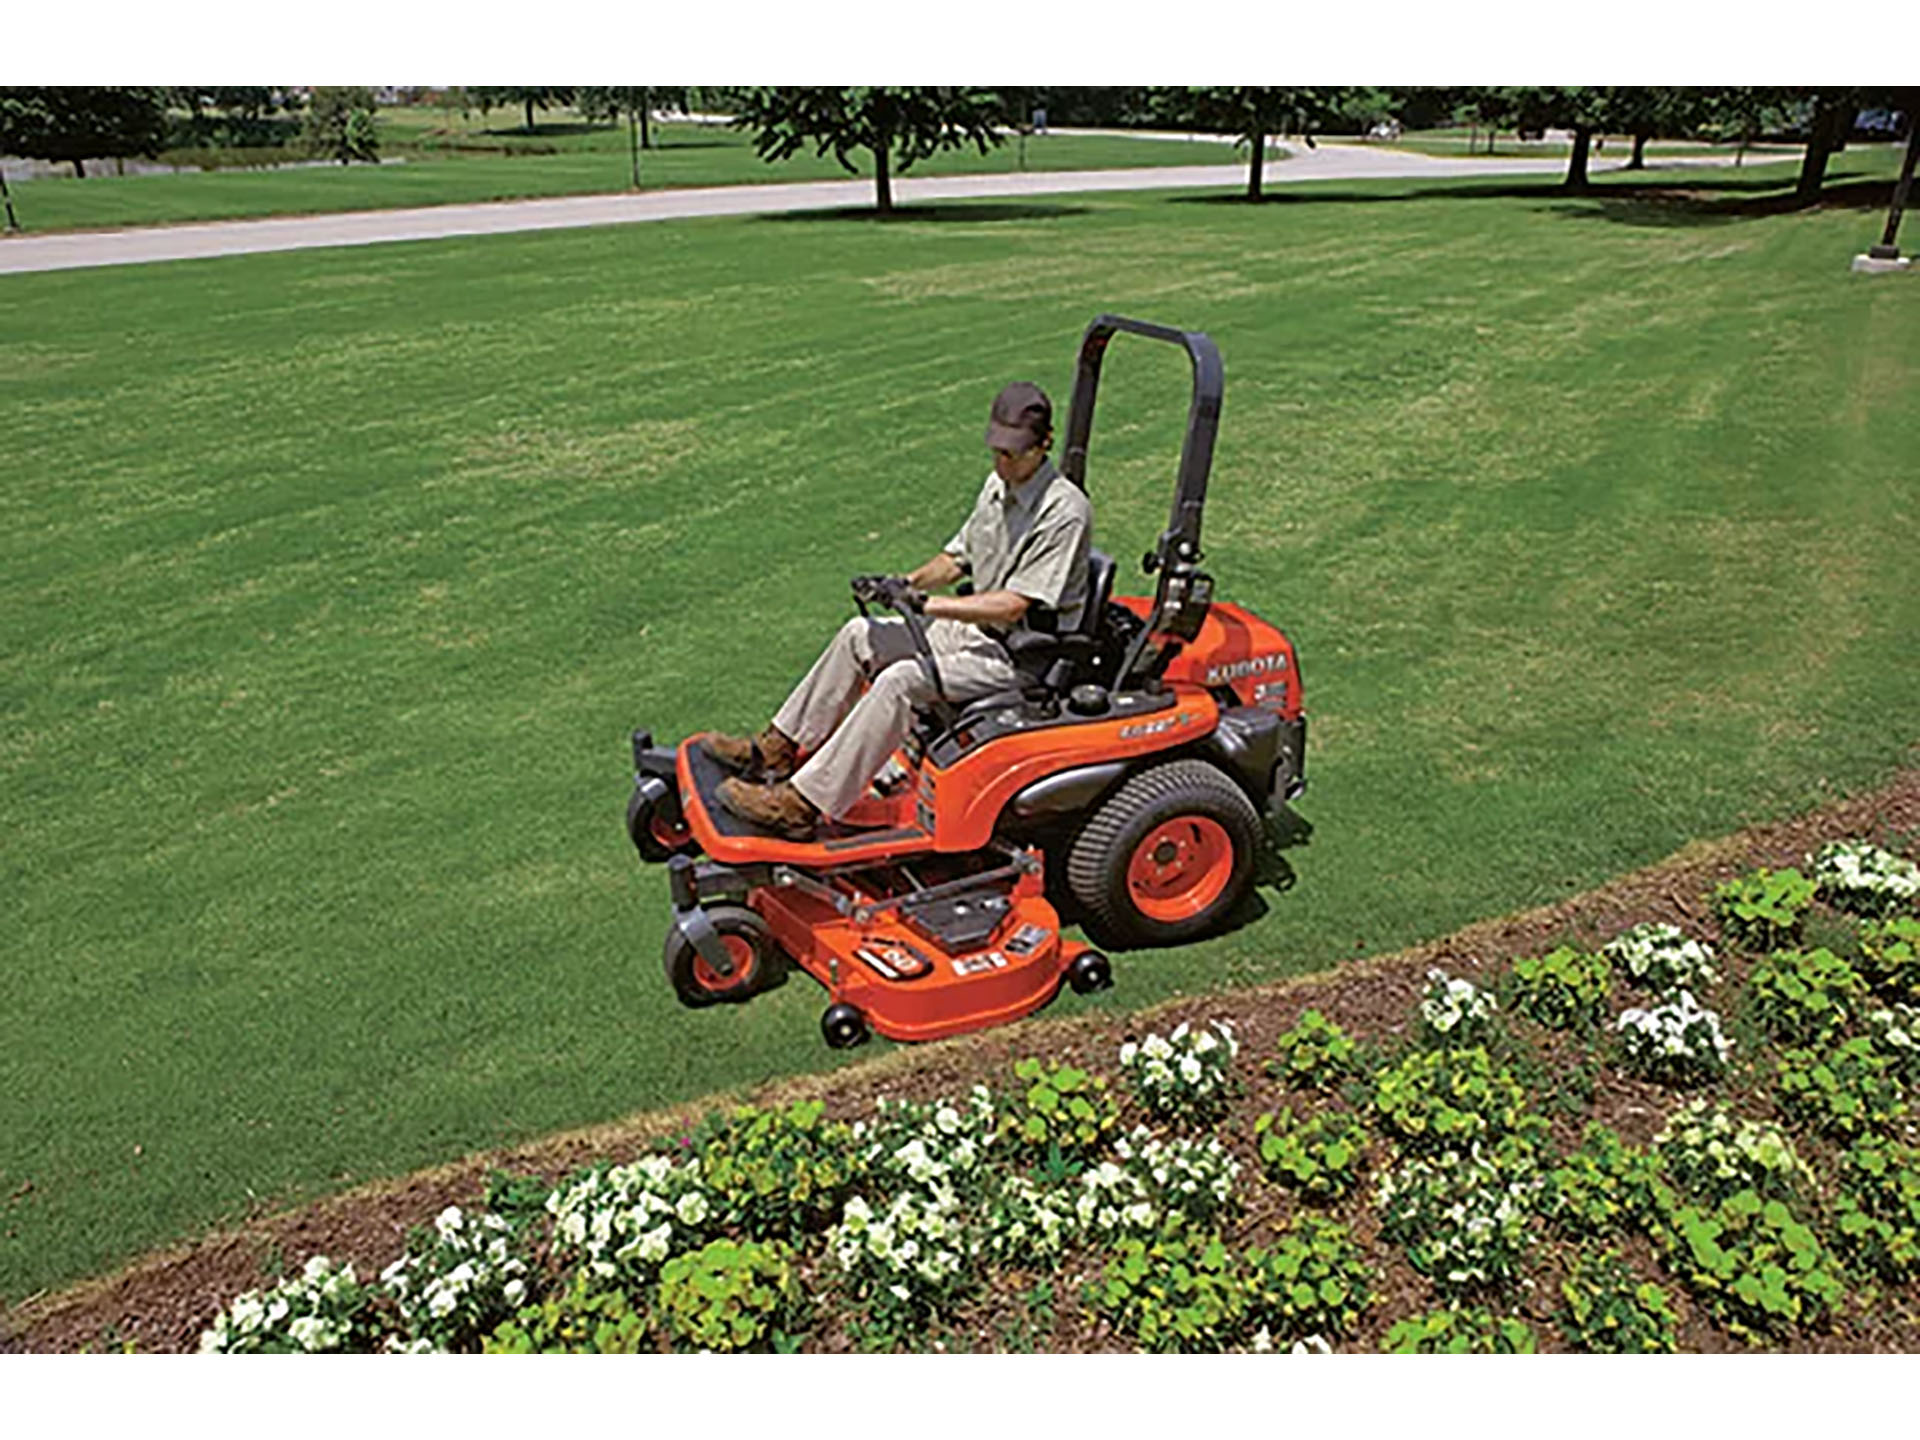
left=701, top=725, right=797, bottom=780
left=717, top=777, right=819, bottom=839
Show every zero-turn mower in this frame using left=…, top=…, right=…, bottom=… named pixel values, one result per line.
left=625, top=315, right=1306, bottom=1049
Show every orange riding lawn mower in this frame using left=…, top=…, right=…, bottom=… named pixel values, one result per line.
left=625, top=316, right=1306, bottom=1049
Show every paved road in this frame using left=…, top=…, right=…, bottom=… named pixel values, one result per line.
left=0, top=142, right=1761, bottom=277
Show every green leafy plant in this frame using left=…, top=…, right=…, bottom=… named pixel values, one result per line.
left=1811, top=840, right=1920, bottom=919
left=831, top=1187, right=977, bottom=1330
left=1656, top=1189, right=1843, bottom=1341
left=1117, top=1020, right=1238, bottom=1127
left=482, top=1272, right=651, bottom=1354
left=1748, top=947, right=1865, bottom=1046
left=1558, top=1249, right=1678, bottom=1354
left=1613, top=989, right=1732, bottom=1086
left=1652, top=1100, right=1813, bottom=1206
left=546, top=1153, right=716, bottom=1285
left=1865, top=1003, right=1920, bottom=1081
left=656, top=1237, right=804, bottom=1353
left=1001, top=1059, right=1119, bottom=1160
left=1418, top=967, right=1500, bottom=1044
left=1266, top=1009, right=1360, bottom=1089
left=379, top=1205, right=532, bottom=1353
left=1545, top=1124, right=1662, bottom=1237
left=1381, top=1306, right=1535, bottom=1354
left=1254, top=1107, right=1369, bottom=1201
left=1090, top=1232, right=1245, bottom=1353
left=1712, top=867, right=1816, bottom=952
left=1376, top=1144, right=1541, bottom=1294
left=1243, top=1214, right=1374, bottom=1342
left=1857, top=916, right=1920, bottom=1005
left=198, top=1255, right=379, bottom=1354
left=1774, top=1037, right=1908, bottom=1142
left=689, top=1100, right=861, bottom=1239
left=1602, top=922, right=1719, bottom=994
left=1832, top=1138, right=1920, bottom=1282
left=1371, top=1046, right=1537, bottom=1151
left=857, top=1086, right=999, bottom=1199
left=1509, top=946, right=1613, bottom=1030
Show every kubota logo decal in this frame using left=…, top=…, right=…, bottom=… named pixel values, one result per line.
left=1205, top=653, right=1287, bottom=686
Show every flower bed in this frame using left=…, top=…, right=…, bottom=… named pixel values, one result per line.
left=140, top=828, right=1920, bottom=1353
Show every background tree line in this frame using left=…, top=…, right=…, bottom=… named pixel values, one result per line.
left=1, top=85, right=1909, bottom=208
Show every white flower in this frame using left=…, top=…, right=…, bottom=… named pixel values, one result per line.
left=674, top=1190, right=709, bottom=1227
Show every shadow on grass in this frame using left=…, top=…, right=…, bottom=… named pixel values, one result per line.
left=1170, top=171, right=1900, bottom=231
left=760, top=201, right=1093, bottom=225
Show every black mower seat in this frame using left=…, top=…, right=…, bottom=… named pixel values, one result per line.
left=920, top=548, right=1119, bottom=733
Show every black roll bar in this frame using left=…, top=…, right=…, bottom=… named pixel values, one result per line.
left=1060, top=313, right=1223, bottom=566
left=1058, top=315, right=1224, bottom=688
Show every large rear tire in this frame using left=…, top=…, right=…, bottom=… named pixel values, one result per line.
left=663, top=903, right=784, bottom=1008
left=1064, top=759, right=1261, bottom=949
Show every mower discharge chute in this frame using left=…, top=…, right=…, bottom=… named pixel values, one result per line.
left=626, top=316, right=1306, bottom=1049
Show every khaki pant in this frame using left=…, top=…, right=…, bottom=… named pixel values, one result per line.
left=777, top=616, right=1017, bottom=820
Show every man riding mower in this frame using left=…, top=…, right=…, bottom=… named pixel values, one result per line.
left=626, top=315, right=1306, bottom=1049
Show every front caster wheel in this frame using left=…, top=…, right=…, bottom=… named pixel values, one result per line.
left=1067, top=949, right=1113, bottom=995
left=663, top=903, right=783, bottom=1008
left=821, top=1002, right=869, bottom=1050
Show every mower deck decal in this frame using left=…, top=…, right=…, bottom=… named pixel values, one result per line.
left=951, top=950, right=1010, bottom=977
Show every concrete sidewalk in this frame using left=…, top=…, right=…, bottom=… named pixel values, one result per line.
left=0, top=142, right=1739, bottom=277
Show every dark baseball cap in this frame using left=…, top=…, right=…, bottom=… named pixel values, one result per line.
left=985, top=381, right=1052, bottom=452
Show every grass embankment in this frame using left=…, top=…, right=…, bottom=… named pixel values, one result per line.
left=2, top=158, right=1916, bottom=1305
left=0, top=113, right=1231, bottom=234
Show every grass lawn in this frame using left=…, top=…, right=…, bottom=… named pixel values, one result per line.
left=0, top=113, right=1233, bottom=235
left=2, top=155, right=1916, bottom=1305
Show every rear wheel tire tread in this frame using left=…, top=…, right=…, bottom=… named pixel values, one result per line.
left=1064, top=758, right=1261, bottom=949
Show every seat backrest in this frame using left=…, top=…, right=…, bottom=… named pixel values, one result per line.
left=1080, top=549, right=1116, bottom=638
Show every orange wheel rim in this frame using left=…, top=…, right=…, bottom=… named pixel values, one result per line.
left=693, top=934, right=756, bottom=991
left=1126, top=817, right=1235, bottom=922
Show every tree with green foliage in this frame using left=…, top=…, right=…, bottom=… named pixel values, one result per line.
left=577, top=86, right=691, bottom=151
left=471, top=87, right=576, bottom=134
left=1608, top=88, right=1701, bottom=171
left=301, top=87, right=380, bottom=166
left=169, top=87, right=302, bottom=148
left=732, top=87, right=1004, bottom=215
left=1695, top=86, right=1795, bottom=167
left=0, top=86, right=169, bottom=178
left=1165, top=87, right=1347, bottom=200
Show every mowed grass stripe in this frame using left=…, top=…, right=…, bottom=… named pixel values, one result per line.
left=2, top=163, right=1916, bottom=1300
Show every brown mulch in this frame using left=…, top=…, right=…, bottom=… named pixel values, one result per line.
left=6, top=768, right=1920, bottom=1354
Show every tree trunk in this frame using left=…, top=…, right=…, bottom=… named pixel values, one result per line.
left=873, top=141, right=892, bottom=214
left=1629, top=132, right=1648, bottom=170
left=1874, top=115, right=1920, bottom=257
left=1248, top=130, right=1265, bottom=201
left=628, top=108, right=641, bottom=189
left=640, top=88, right=651, bottom=150
left=1564, top=127, right=1592, bottom=191
left=72, top=157, right=86, bottom=179
left=0, top=169, right=20, bottom=231
left=1796, top=102, right=1851, bottom=205
left=524, top=97, right=535, bottom=133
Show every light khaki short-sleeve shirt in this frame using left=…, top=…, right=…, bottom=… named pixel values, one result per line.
left=943, top=458, right=1093, bottom=636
